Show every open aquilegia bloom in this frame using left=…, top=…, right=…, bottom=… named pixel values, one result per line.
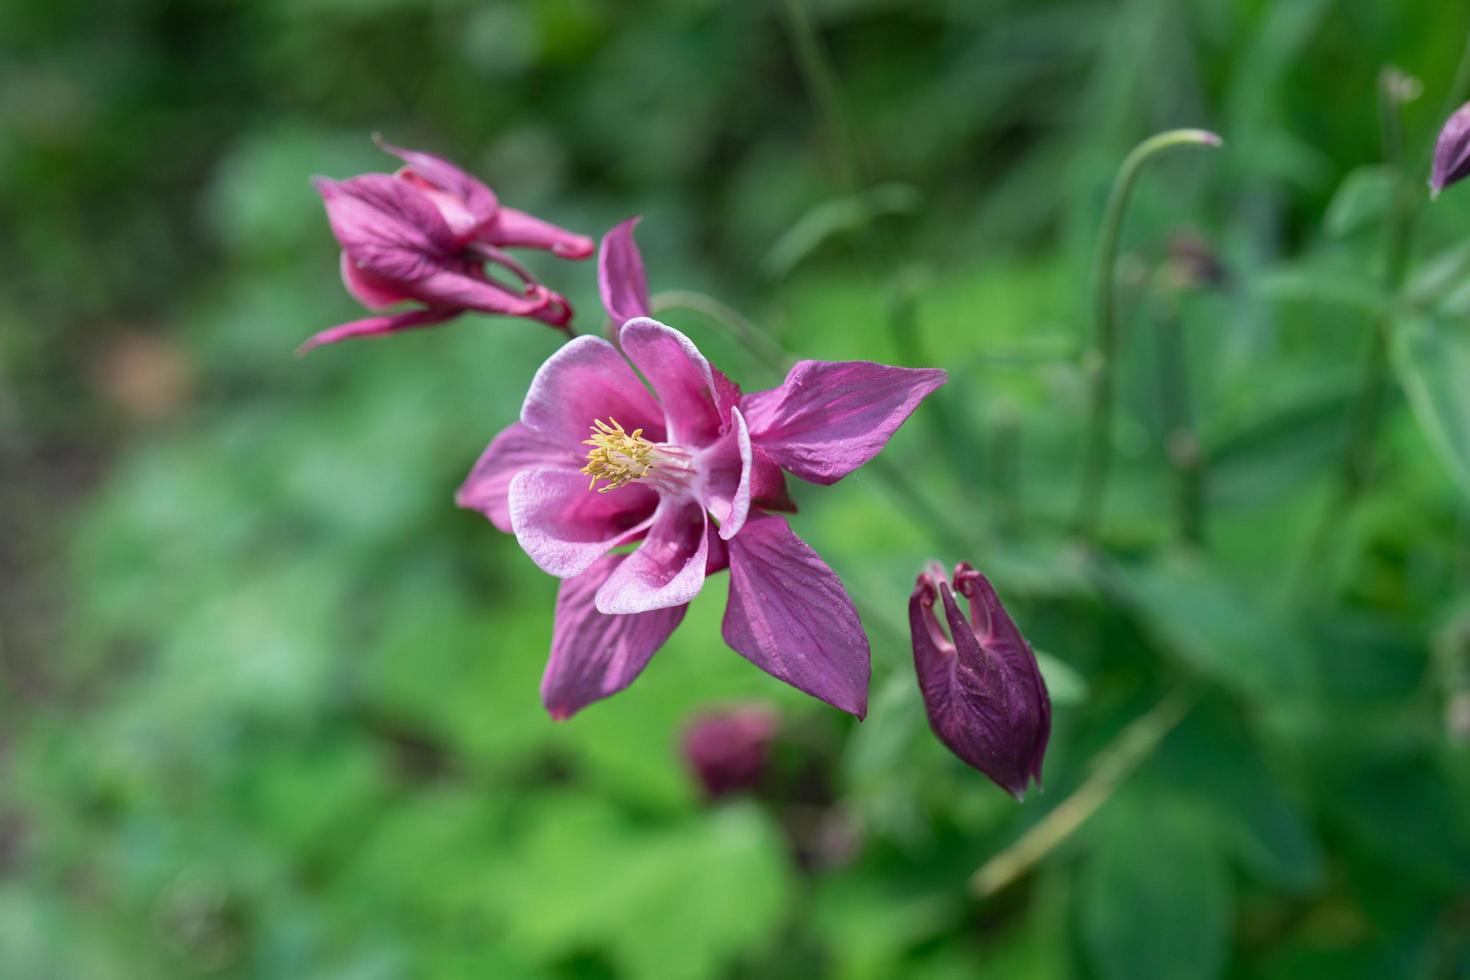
left=1432, top=101, right=1470, bottom=198
left=910, top=562, right=1051, bottom=799
left=302, top=139, right=594, bottom=352
left=457, top=221, right=946, bottom=719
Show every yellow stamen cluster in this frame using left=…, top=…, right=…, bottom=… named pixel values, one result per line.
left=581, top=418, right=656, bottom=492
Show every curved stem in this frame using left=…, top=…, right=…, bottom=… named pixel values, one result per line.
left=650, top=289, right=792, bottom=377
left=1073, top=129, right=1223, bottom=544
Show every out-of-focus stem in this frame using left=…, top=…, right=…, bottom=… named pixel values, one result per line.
left=1153, top=296, right=1205, bottom=545
left=969, top=686, right=1196, bottom=898
left=1074, top=129, right=1223, bottom=544
left=779, top=0, right=865, bottom=188
left=651, top=290, right=792, bottom=377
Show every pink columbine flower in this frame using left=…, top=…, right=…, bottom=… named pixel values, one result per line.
left=1432, top=101, right=1470, bottom=198
left=910, top=562, right=1051, bottom=800
left=681, top=704, right=779, bottom=800
left=457, top=220, right=946, bottom=719
left=301, top=139, right=595, bottom=352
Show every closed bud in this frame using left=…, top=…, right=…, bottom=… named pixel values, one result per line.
left=909, top=562, right=1051, bottom=799
left=1432, top=101, right=1470, bottom=198
left=680, top=704, right=779, bottom=800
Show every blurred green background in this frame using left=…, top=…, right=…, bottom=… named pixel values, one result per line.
left=4, top=0, right=1470, bottom=977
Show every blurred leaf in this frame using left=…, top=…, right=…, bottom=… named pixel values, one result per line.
left=761, top=184, right=921, bottom=281
left=1080, top=793, right=1232, bottom=980
left=1392, top=317, right=1470, bottom=498
left=1106, top=552, right=1316, bottom=699
left=1323, top=165, right=1398, bottom=237
left=1035, top=651, right=1088, bottom=706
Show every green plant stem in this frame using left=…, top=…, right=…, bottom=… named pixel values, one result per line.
left=969, top=686, right=1197, bottom=898
left=887, top=277, right=981, bottom=488
left=779, top=0, right=865, bottom=188
left=1073, top=129, right=1223, bottom=544
left=651, top=290, right=792, bottom=378
left=1153, top=296, right=1205, bottom=545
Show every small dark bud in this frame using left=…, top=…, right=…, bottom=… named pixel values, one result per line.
left=681, top=704, right=778, bottom=800
left=1432, top=101, right=1470, bottom=198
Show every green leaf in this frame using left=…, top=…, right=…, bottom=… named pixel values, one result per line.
left=1080, top=793, right=1232, bottom=980
left=1323, top=165, right=1399, bottom=237
left=1392, top=318, right=1470, bottom=498
left=1106, top=552, right=1316, bottom=699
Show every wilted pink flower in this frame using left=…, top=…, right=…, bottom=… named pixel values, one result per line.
left=681, top=704, right=779, bottom=799
left=910, top=562, right=1050, bottom=800
left=458, top=221, right=946, bottom=719
left=1432, top=102, right=1470, bottom=198
left=301, top=139, right=594, bottom=352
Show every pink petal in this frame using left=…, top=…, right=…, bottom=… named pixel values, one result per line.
left=721, top=512, right=870, bottom=718
left=741, top=361, right=948, bottom=484
left=296, top=307, right=460, bottom=354
left=520, top=335, right=665, bottom=449
left=542, top=552, right=687, bottom=720
left=619, top=317, right=725, bottom=447
left=314, top=174, right=455, bottom=274
left=456, top=423, right=579, bottom=533
left=404, top=264, right=554, bottom=319
left=376, top=137, right=499, bottom=229
left=595, top=498, right=710, bottom=614
left=701, top=407, right=754, bottom=541
left=482, top=205, right=595, bottom=259
left=339, top=252, right=410, bottom=309
left=508, top=468, right=658, bottom=578
left=597, top=216, right=651, bottom=325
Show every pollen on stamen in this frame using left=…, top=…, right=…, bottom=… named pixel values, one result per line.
left=581, top=417, right=656, bottom=492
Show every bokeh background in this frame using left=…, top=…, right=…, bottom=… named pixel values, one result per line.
left=4, top=0, right=1470, bottom=977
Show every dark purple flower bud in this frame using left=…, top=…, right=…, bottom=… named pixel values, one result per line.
left=1432, top=101, right=1470, bottom=198
left=909, top=562, right=1051, bottom=800
left=681, top=704, right=778, bottom=800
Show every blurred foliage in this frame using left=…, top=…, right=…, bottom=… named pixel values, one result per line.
left=4, top=0, right=1470, bottom=977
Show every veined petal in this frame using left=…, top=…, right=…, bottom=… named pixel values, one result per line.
left=339, top=252, right=410, bottom=310
left=741, top=361, right=947, bottom=484
left=620, top=317, right=724, bottom=447
left=402, top=266, right=552, bottom=318
left=542, top=552, right=687, bottom=720
left=721, top=512, right=869, bottom=718
left=595, top=498, right=709, bottom=614
left=376, top=137, right=499, bottom=228
left=520, top=335, right=664, bottom=448
left=315, top=173, right=455, bottom=274
left=598, top=216, right=651, bottom=325
left=296, top=307, right=460, bottom=354
left=509, top=468, right=658, bottom=578
left=484, top=205, right=595, bottom=259
left=457, top=423, right=580, bottom=533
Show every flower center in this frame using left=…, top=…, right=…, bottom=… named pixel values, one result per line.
left=581, top=418, right=694, bottom=494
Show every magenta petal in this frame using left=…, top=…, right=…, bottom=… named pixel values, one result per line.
left=402, top=265, right=552, bottom=318
left=702, top=407, right=754, bottom=541
left=315, top=174, right=455, bottom=274
left=508, top=468, right=658, bottom=577
left=598, top=216, right=652, bottom=325
left=376, top=137, right=499, bottom=228
left=1432, top=102, right=1470, bottom=195
left=721, top=512, right=870, bottom=717
left=741, top=361, right=948, bottom=484
left=542, top=552, right=687, bottom=720
left=595, top=498, right=709, bottom=614
left=296, top=307, right=460, bottom=354
left=339, top=252, right=409, bottom=309
left=520, top=335, right=664, bottom=448
left=620, top=317, right=725, bottom=446
left=484, top=206, right=595, bottom=259
left=456, top=423, right=578, bottom=533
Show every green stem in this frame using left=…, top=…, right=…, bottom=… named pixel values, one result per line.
left=969, top=686, right=1197, bottom=897
left=1153, top=296, right=1205, bottom=545
left=779, top=0, right=864, bottom=187
left=1073, top=129, right=1223, bottom=544
left=650, top=290, right=792, bottom=378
